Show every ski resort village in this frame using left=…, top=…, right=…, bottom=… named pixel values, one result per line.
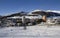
left=0, top=10, right=60, bottom=27
left=0, top=10, right=60, bottom=38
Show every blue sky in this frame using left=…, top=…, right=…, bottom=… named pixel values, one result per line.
left=0, top=0, right=60, bottom=15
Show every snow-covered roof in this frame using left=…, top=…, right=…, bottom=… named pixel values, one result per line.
left=8, top=16, right=22, bottom=19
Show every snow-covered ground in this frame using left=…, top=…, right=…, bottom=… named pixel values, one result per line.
left=0, top=24, right=60, bottom=38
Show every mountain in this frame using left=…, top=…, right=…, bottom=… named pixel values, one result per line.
left=29, top=9, right=42, bottom=14
left=1, top=11, right=27, bottom=19
left=46, top=10, right=60, bottom=14
left=29, top=9, right=60, bottom=17
left=29, top=9, right=47, bottom=16
left=46, top=10, right=60, bottom=17
left=0, top=10, right=60, bottom=19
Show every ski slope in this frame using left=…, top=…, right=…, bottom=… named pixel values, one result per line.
left=0, top=24, right=60, bottom=38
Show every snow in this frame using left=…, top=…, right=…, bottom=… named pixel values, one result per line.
left=29, top=9, right=42, bottom=14
left=8, top=16, right=22, bottom=19
left=25, top=15, right=42, bottom=19
left=0, top=24, right=60, bottom=38
left=29, top=9, right=60, bottom=14
left=46, top=10, right=60, bottom=14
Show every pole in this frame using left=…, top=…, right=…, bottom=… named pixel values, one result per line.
left=22, top=16, right=26, bottom=30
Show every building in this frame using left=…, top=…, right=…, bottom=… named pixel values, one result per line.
left=46, top=16, right=60, bottom=24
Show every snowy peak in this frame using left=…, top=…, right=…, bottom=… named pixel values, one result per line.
left=46, top=10, right=60, bottom=14
left=29, top=9, right=44, bottom=14
left=29, top=9, right=60, bottom=14
left=31, top=9, right=42, bottom=12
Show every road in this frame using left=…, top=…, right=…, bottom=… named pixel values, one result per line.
left=0, top=24, right=60, bottom=38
